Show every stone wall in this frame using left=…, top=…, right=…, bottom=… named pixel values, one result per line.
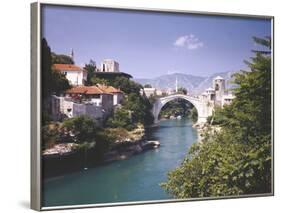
left=51, top=95, right=104, bottom=122
left=73, top=103, right=103, bottom=120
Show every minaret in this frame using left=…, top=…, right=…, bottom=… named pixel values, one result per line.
left=70, top=48, right=74, bottom=61
left=175, top=76, right=178, bottom=93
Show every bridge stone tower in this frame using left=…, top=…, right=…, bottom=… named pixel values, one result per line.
left=213, top=76, right=225, bottom=103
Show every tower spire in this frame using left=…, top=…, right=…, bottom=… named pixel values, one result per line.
left=176, top=76, right=178, bottom=93
left=70, top=48, right=74, bottom=61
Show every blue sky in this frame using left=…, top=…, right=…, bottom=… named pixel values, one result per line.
left=42, top=5, right=271, bottom=78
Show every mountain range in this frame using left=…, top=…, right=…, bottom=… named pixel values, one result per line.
left=134, top=71, right=238, bottom=95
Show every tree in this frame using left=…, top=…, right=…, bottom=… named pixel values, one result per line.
left=226, top=37, right=271, bottom=143
left=178, top=87, right=187, bottom=95
left=84, top=60, right=97, bottom=85
left=161, top=36, right=272, bottom=197
left=51, top=53, right=74, bottom=64
left=111, top=77, right=143, bottom=95
left=42, top=123, right=61, bottom=149
left=123, top=93, right=154, bottom=125
left=42, top=38, right=71, bottom=98
left=62, top=115, right=97, bottom=143
left=144, top=84, right=152, bottom=88
left=106, top=108, right=135, bottom=130
left=190, top=107, right=198, bottom=123
left=252, top=36, right=271, bottom=55
left=88, top=74, right=154, bottom=127
left=159, top=99, right=193, bottom=119
left=206, top=106, right=227, bottom=125
left=91, top=77, right=109, bottom=86
left=41, top=39, right=71, bottom=125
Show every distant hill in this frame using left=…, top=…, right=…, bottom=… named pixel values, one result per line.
left=134, top=71, right=238, bottom=95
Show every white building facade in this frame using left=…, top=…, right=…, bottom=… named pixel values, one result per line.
left=143, top=88, right=156, bottom=97
left=51, top=85, right=124, bottom=122
left=203, top=76, right=235, bottom=107
left=53, top=64, right=87, bottom=86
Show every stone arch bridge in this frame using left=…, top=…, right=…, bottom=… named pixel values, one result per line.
left=152, top=94, right=214, bottom=124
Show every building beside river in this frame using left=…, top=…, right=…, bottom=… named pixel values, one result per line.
left=51, top=84, right=124, bottom=122
left=50, top=57, right=128, bottom=122
left=201, top=76, right=235, bottom=107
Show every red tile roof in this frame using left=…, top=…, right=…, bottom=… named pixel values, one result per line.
left=97, top=84, right=122, bottom=93
left=66, top=86, right=110, bottom=95
left=53, top=64, right=84, bottom=72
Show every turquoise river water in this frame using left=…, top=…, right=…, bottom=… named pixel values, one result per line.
left=43, top=118, right=198, bottom=207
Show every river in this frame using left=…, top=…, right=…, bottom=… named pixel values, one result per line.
left=42, top=118, right=198, bottom=207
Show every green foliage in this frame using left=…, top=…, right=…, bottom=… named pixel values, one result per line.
left=123, top=93, right=154, bottom=125
left=106, top=92, right=154, bottom=129
left=144, top=84, right=152, bottom=88
left=104, top=128, right=130, bottom=141
left=51, top=52, right=74, bottom=64
left=42, top=116, right=114, bottom=163
left=62, top=115, right=97, bottom=143
left=111, top=77, right=143, bottom=95
left=42, top=123, right=61, bottom=149
left=148, top=95, right=157, bottom=104
left=207, top=106, right=227, bottom=125
left=91, top=77, right=109, bottom=86
left=161, top=132, right=271, bottom=197
left=159, top=99, right=193, bottom=119
left=177, top=87, right=187, bottom=95
left=90, top=76, right=143, bottom=95
left=90, top=76, right=154, bottom=127
left=61, top=115, right=112, bottom=158
left=190, top=107, right=198, bottom=123
left=252, top=36, right=271, bottom=54
left=84, top=60, right=97, bottom=85
left=42, top=38, right=71, bottom=98
left=106, top=108, right=135, bottom=131
left=161, top=36, right=272, bottom=198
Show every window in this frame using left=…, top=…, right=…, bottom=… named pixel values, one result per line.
left=92, top=94, right=101, bottom=99
left=215, top=83, right=219, bottom=91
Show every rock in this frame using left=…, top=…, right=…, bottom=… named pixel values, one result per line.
left=142, top=140, right=160, bottom=150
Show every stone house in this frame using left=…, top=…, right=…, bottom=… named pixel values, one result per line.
left=200, top=76, right=235, bottom=107
left=96, top=84, right=124, bottom=106
left=51, top=84, right=124, bottom=122
left=65, top=86, right=113, bottom=116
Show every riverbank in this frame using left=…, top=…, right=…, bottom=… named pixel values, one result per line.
left=103, top=140, right=160, bottom=163
left=193, top=122, right=221, bottom=142
left=43, top=124, right=160, bottom=178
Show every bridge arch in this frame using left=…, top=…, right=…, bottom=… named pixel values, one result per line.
left=152, top=94, right=213, bottom=124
